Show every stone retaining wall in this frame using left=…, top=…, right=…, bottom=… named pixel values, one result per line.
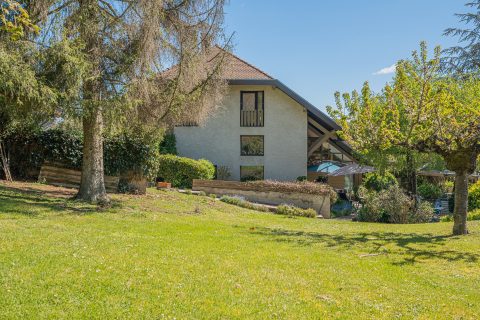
left=193, top=180, right=330, bottom=218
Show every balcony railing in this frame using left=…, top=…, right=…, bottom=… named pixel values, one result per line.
left=240, top=110, right=264, bottom=127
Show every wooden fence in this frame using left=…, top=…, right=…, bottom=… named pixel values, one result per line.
left=38, top=163, right=119, bottom=193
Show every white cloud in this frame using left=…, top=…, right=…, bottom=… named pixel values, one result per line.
left=373, top=64, right=396, bottom=75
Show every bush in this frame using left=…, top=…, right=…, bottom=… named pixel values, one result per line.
left=157, top=155, right=215, bottom=188
left=8, top=129, right=83, bottom=179
left=409, top=201, right=434, bottom=223
left=159, top=133, right=177, bottom=155
left=220, top=195, right=270, bottom=212
left=417, top=182, right=443, bottom=200
left=468, top=180, right=480, bottom=211
left=7, top=129, right=162, bottom=183
left=363, top=172, right=397, bottom=192
left=296, top=176, right=307, bottom=182
left=357, top=185, right=433, bottom=224
left=440, top=209, right=480, bottom=222
left=441, top=180, right=454, bottom=194
left=276, top=204, right=317, bottom=218
left=104, top=135, right=160, bottom=179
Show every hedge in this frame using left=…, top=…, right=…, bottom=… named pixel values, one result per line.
left=6, top=129, right=160, bottom=181
left=157, top=154, right=215, bottom=188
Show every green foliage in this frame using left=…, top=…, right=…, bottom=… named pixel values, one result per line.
left=0, top=0, right=39, bottom=40
left=104, top=135, right=160, bottom=179
left=357, top=185, right=433, bottom=224
left=468, top=181, right=480, bottom=211
left=8, top=129, right=83, bottom=178
left=417, top=182, right=443, bottom=200
left=410, top=201, right=435, bottom=224
left=363, top=172, right=397, bottom=192
left=219, top=195, right=270, bottom=212
left=8, top=129, right=161, bottom=180
left=441, top=209, right=480, bottom=222
left=296, top=176, right=307, bottom=182
left=159, top=133, right=177, bottom=155
left=443, top=1, right=480, bottom=73
left=275, top=204, right=317, bottom=218
left=157, top=155, right=215, bottom=188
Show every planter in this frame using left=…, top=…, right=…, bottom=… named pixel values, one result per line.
left=156, top=181, right=172, bottom=189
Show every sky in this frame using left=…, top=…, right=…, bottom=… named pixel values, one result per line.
left=224, top=0, right=468, bottom=112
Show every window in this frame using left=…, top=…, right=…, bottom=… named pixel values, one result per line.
left=240, top=166, right=264, bottom=181
left=241, top=135, right=264, bottom=156
left=240, top=91, right=264, bottom=127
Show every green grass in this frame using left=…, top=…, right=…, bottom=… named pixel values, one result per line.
left=1, top=182, right=480, bottom=319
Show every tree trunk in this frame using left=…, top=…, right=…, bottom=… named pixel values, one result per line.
left=76, top=0, right=107, bottom=203
left=0, top=140, right=12, bottom=182
left=405, top=151, right=417, bottom=198
left=452, top=170, right=469, bottom=235
left=76, top=108, right=108, bottom=203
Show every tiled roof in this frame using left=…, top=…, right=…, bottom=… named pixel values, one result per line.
left=161, top=46, right=273, bottom=80
left=212, top=46, right=273, bottom=80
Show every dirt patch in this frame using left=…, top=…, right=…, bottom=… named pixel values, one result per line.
left=0, top=180, right=77, bottom=199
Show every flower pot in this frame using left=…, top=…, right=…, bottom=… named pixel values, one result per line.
left=156, top=182, right=171, bottom=189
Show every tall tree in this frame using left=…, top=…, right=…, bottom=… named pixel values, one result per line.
left=31, top=1, right=228, bottom=202
left=329, top=42, right=480, bottom=235
left=443, top=0, right=480, bottom=73
left=0, top=0, right=54, bottom=181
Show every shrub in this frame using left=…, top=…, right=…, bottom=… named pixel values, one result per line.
left=209, top=193, right=217, bottom=199
left=8, top=129, right=83, bottom=178
left=363, top=172, right=397, bottom=191
left=159, top=133, right=177, bottom=155
left=296, top=176, right=307, bottom=182
left=104, top=135, right=160, bottom=179
left=7, top=129, right=162, bottom=183
left=440, top=209, right=480, bottom=222
left=216, top=166, right=231, bottom=180
left=198, top=191, right=207, bottom=196
left=441, top=180, right=454, bottom=194
left=220, top=195, right=270, bottom=212
left=468, top=180, right=480, bottom=211
left=157, top=155, right=215, bottom=188
left=357, top=185, right=432, bottom=224
left=276, top=204, right=317, bottom=218
left=409, top=201, right=434, bottom=223
left=417, top=182, right=443, bottom=200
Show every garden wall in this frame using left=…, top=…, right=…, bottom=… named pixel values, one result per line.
left=192, top=180, right=331, bottom=218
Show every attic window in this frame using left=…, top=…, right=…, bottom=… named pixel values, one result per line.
left=240, top=91, right=264, bottom=127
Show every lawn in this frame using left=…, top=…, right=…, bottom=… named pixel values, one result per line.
left=1, top=182, right=479, bottom=319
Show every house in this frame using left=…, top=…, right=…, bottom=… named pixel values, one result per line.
left=174, top=47, right=354, bottom=182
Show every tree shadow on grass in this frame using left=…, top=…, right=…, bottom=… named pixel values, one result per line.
left=0, top=185, right=122, bottom=216
left=250, top=227, right=479, bottom=265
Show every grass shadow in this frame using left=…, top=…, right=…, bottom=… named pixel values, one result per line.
left=250, top=227, right=479, bottom=265
left=0, top=185, right=122, bottom=216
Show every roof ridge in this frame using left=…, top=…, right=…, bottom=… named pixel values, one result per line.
left=214, top=45, right=274, bottom=80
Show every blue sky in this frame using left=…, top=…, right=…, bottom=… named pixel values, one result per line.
left=224, top=0, right=467, bottom=112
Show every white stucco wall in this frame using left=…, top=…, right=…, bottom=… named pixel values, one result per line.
left=174, top=85, right=308, bottom=181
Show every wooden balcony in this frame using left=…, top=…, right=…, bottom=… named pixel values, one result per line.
left=240, top=110, right=264, bottom=127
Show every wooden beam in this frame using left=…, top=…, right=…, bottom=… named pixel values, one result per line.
left=308, top=131, right=335, bottom=157
left=308, top=117, right=336, bottom=138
